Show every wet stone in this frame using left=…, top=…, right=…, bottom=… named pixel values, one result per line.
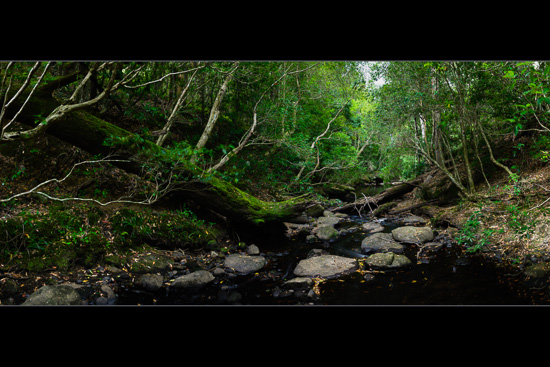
left=23, top=284, right=82, bottom=306
left=294, top=255, right=358, bottom=279
left=170, top=270, right=214, bottom=289
left=313, top=225, right=339, bottom=241
left=362, top=222, right=384, bottom=233
left=282, top=277, right=313, bottom=290
left=392, top=226, right=434, bottom=244
left=137, top=273, right=164, bottom=292
left=224, top=254, right=266, bottom=274
left=361, top=232, right=405, bottom=254
left=365, top=252, right=412, bottom=270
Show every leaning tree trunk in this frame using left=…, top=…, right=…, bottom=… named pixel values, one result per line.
left=2, top=75, right=311, bottom=226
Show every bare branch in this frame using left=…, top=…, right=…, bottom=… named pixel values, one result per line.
left=0, top=157, right=130, bottom=204
left=4, top=62, right=41, bottom=109
left=124, top=65, right=205, bottom=89
left=207, top=63, right=319, bottom=173
left=310, top=99, right=350, bottom=149
left=195, top=62, right=239, bottom=153
left=156, top=66, right=201, bottom=147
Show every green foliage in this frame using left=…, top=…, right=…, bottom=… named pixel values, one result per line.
left=530, top=134, right=550, bottom=162
left=0, top=204, right=109, bottom=271
left=109, top=206, right=216, bottom=248
left=0, top=203, right=217, bottom=271
left=456, top=204, right=486, bottom=252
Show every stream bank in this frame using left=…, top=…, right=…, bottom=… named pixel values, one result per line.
left=8, top=204, right=550, bottom=306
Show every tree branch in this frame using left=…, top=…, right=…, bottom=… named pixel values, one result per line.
left=156, top=65, right=203, bottom=147
left=207, top=63, right=319, bottom=173
left=0, top=157, right=131, bottom=204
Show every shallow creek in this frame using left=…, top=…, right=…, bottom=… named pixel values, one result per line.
left=116, top=213, right=550, bottom=306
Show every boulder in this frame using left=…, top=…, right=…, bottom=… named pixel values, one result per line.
left=361, top=232, right=405, bottom=254
left=95, top=284, right=117, bottom=305
left=246, top=244, right=260, bottom=255
left=137, top=273, right=164, bottom=291
left=224, top=254, right=266, bottom=274
left=362, top=222, right=384, bottom=233
left=294, top=255, right=358, bottom=278
left=316, top=216, right=341, bottom=227
left=365, top=252, right=412, bottom=270
left=130, top=254, right=174, bottom=274
left=313, top=225, right=339, bottom=241
left=305, top=204, right=325, bottom=217
left=170, top=270, right=214, bottom=289
left=307, top=248, right=329, bottom=258
left=392, top=226, right=434, bottom=243
left=23, top=284, right=82, bottom=305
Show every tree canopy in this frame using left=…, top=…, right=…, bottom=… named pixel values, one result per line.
left=2, top=60, right=549, bottom=209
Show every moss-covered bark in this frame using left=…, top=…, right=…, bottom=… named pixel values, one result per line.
left=2, top=79, right=311, bottom=226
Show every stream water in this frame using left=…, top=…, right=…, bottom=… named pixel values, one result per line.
left=116, top=210, right=550, bottom=306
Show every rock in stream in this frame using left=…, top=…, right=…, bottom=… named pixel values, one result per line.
left=293, top=255, right=358, bottom=279
left=365, top=252, right=412, bottom=270
left=361, top=232, right=405, bottom=254
left=224, top=254, right=266, bottom=274
left=392, top=226, right=434, bottom=243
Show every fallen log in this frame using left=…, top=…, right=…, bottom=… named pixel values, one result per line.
left=387, top=199, right=439, bottom=215
left=2, top=76, right=312, bottom=227
left=332, top=177, right=424, bottom=214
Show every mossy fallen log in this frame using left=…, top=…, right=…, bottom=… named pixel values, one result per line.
left=2, top=78, right=311, bottom=226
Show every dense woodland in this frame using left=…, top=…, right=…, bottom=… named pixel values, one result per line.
left=1, top=61, right=550, bottom=275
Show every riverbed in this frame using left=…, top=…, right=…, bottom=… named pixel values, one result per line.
left=115, top=212, right=550, bottom=306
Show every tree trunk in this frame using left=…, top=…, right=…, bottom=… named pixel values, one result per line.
left=2, top=77, right=311, bottom=227
left=194, top=62, right=239, bottom=157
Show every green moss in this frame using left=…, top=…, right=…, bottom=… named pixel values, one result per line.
left=204, top=174, right=307, bottom=224
left=372, top=201, right=398, bottom=216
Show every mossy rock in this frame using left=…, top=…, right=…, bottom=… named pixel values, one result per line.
left=313, top=225, right=340, bottom=241
left=130, top=254, right=174, bottom=274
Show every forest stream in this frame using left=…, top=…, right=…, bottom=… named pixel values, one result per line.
left=5, top=61, right=550, bottom=307
left=113, top=194, right=550, bottom=306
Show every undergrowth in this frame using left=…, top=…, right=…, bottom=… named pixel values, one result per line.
left=455, top=172, right=543, bottom=254
left=0, top=201, right=218, bottom=272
